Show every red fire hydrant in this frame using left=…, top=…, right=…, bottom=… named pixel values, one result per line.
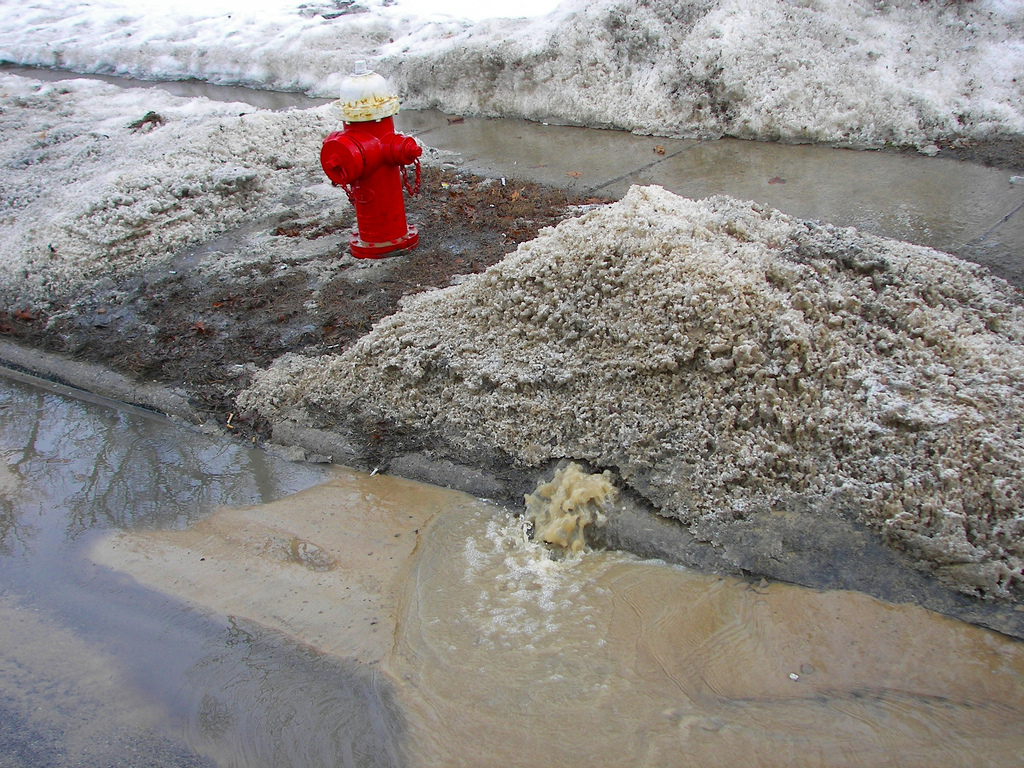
left=320, top=61, right=422, bottom=258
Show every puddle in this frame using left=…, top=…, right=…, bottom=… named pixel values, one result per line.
left=86, top=429, right=1024, bottom=766
left=0, top=593, right=182, bottom=767
left=412, top=115, right=1024, bottom=278
left=1, top=371, right=1023, bottom=765
left=0, top=373, right=380, bottom=767
left=179, top=617, right=407, bottom=768
left=93, top=468, right=463, bottom=665
left=392, top=509, right=1024, bottom=767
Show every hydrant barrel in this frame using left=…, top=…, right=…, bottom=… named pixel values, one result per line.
left=321, top=62, right=421, bottom=258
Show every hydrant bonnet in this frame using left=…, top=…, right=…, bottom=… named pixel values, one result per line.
left=337, top=60, right=400, bottom=122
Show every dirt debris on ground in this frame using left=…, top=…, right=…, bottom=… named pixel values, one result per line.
left=934, top=136, right=1024, bottom=172
left=0, top=165, right=610, bottom=440
left=240, top=185, right=1024, bottom=603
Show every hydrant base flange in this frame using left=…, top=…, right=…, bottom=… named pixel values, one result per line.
left=350, top=225, right=419, bottom=258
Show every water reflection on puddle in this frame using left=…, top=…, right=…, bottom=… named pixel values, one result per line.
left=0, top=374, right=370, bottom=767
left=1, top=373, right=1023, bottom=767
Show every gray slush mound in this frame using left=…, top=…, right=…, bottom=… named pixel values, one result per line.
left=241, top=185, right=1024, bottom=627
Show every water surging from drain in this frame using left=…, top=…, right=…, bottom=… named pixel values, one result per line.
left=447, top=461, right=620, bottom=648
left=81, top=448, right=1024, bottom=768
left=524, top=462, right=618, bottom=553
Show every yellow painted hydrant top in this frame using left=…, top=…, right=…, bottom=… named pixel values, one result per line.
left=336, top=60, right=400, bottom=122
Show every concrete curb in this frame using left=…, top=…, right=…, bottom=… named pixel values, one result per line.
left=2, top=344, right=1022, bottom=643
left=0, top=339, right=200, bottom=423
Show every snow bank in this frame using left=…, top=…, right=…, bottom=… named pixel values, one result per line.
left=394, top=0, right=1024, bottom=147
left=0, top=0, right=412, bottom=101
left=0, top=74, right=337, bottom=300
left=241, top=185, right=1024, bottom=598
left=1, top=0, right=1022, bottom=147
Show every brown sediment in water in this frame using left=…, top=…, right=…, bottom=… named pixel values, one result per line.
left=393, top=503, right=1024, bottom=768
left=93, top=468, right=1024, bottom=768
left=524, top=462, right=617, bottom=552
left=93, top=466, right=460, bottom=665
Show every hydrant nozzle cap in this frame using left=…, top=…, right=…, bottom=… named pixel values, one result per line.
left=336, top=61, right=400, bottom=122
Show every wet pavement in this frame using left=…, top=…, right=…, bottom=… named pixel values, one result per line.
left=397, top=109, right=1024, bottom=288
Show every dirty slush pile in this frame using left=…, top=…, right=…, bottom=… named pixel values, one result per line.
left=242, top=185, right=1024, bottom=599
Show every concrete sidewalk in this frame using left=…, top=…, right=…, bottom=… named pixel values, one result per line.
left=399, top=109, right=1024, bottom=290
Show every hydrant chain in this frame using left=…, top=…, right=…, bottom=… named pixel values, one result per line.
left=401, top=157, right=422, bottom=197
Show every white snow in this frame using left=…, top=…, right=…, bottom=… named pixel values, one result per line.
left=0, top=73, right=337, bottom=299
left=1, top=0, right=1022, bottom=147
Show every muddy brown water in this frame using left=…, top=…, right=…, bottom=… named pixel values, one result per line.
left=2, top=372, right=1023, bottom=767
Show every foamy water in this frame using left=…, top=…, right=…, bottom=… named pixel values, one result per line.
left=2, top=373, right=1021, bottom=767
left=394, top=501, right=1024, bottom=767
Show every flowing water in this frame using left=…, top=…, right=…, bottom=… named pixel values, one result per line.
left=1, top=372, right=1023, bottom=767
left=395, top=510, right=1024, bottom=767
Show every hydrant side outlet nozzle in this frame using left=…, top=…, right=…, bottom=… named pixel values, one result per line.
left=320, top=131, right=367, bottom=187
left=320, top=62, right=421, bottom=258
left=386, top=134, right=422, bottom=167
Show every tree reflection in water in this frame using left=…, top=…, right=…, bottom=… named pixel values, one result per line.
left=0, top=480, right=28, bottom=555
left=0, top=375, right=357, bottom=767
left=0, top=375, right=332, bottom=552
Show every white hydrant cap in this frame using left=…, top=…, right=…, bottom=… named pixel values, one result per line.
left=336, top=60, right=400, bottom=122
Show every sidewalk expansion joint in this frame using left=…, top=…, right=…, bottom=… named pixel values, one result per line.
left=586, top=147, right=690, bottom=196
left=962, top=199, right=1024, bottom=248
